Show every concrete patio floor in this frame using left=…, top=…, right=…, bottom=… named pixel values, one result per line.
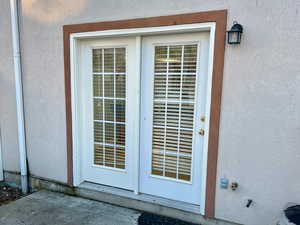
left=0, top=190, right=141, bottom=225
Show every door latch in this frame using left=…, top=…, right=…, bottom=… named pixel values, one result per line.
left=198, top=129, right=205, bottom=136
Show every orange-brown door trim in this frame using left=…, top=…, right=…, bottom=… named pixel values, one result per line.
left=63, top=9, right=227, bottom=218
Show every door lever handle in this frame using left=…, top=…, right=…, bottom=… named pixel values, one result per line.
left=198, top=129, right=205, bottom=136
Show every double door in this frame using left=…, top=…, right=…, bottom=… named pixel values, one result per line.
left=80, top=32, right=210, bottom=205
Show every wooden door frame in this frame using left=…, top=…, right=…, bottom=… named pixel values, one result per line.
left=63, top=10, right=227, bottom=218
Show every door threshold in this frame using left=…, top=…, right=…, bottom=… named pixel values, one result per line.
left=79, top=181, right=201, bottom=214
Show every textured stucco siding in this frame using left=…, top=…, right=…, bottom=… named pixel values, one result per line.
left=0, top=0, right=299, bottom=225
left=216, top=1, right=300, bottom=224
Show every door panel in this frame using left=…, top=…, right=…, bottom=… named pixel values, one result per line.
left=80, top=37, right=137, bottom=190
left=140, top=32, right=210, bottom=204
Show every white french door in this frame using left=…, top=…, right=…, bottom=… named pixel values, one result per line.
left=78, top=32, right=210, bottom=204
left=79, top=37, right=139, bottom=190
left=140, top=33, right=209, bottom=205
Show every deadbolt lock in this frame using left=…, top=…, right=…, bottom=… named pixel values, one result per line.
left=200, top=116, right=205, bottom=122
left=198, top=129, right=205, bottom=136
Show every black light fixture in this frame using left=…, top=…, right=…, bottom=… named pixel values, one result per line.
left=227, top=21, right=243, bottom=44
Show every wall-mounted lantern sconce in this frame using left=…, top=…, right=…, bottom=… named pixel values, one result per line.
left=227, top=21, right=243, bottom=44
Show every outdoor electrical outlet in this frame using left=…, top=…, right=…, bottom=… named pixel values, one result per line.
left=220, top=177, right=229, bottom=189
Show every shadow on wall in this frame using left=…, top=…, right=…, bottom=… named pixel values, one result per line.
left=21, top=0, right=87, bottom=23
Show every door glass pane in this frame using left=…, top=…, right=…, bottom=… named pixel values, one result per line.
left=93, top=48, right=126, bottom=169
left=151, top=44, right=198, bottom=181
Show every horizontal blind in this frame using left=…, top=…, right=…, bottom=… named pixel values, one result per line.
left=152, top=44, right=198, bottom=181
left=93, top=48, right=126, bottom=169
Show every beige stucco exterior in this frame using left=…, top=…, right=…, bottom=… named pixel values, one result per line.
left=0, top=0, right=300, bottom=225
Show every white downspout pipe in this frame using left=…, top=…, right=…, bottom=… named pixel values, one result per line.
left=0, top=130, right=4, bottom=181
left=10, top=0, right=28, bottom=194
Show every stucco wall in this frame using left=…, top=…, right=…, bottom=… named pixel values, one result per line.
left=215, top=1, right=300, bottom=224
left=0, top=0, right=299, bottom=225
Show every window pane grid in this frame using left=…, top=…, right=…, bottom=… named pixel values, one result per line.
left=151, top=44, right=198, bottom=182
left=92, top=48, right=126, bottom=169
left=94, top=96, right=125, bottom=101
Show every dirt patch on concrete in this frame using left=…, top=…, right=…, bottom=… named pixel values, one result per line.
left=0, top=182, right=23, bottom=206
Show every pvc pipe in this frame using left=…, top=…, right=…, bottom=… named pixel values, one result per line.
left=0, top=130, right=4, bottom=181
left=9, top=0, right=28, bottom=194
